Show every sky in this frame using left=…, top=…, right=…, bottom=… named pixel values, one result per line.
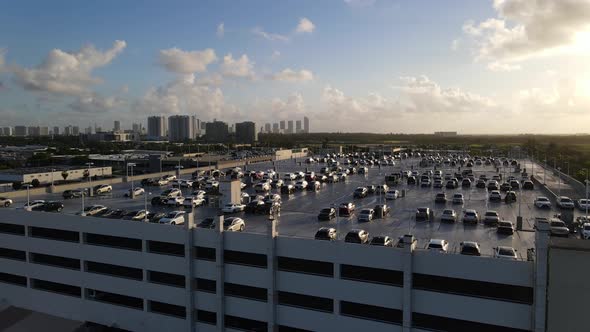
left=1, top=0, right=590, bottom=134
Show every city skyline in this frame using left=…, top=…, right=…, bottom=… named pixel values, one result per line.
left=1, top=0, right=590, bottom=134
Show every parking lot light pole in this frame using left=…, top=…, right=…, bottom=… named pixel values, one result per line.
left=85, top=162, right=94, bottom=196
left=23, top=183, right=31, bottom=208
left=51, top=168, right=56, bottom=187
left=543, top=159, right=547, bottom=185
left=585, top=169, right=589, bottom=217
left=128, top=163, right=136, bottom=198
left=144, top=192, right=151, bottom=222
left=80, top=192, right=86, bottom=216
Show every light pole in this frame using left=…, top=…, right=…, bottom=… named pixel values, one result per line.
left=51, top=168, right=56, bottom=187
left=543, top=159, right=547, bottom=185
left=565, top=161, right=570, bottom=177
left=80, top=192, right=86, bottom=216
left=85, top=162, right=94, bottom=195
left=585, top=168, right=589, bottom=217
left=23, top=183, right=31, bottom=209
left=144, top=192, right=152, bottom=222
left=128, top=163, right=136, bottom=198
left=557, top=167, right=562, bottom=197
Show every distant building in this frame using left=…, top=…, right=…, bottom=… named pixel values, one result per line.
left=434, top=131, right=458, bottom=137
left=53, top=126, right=60, bottom=136
left=287, top=120, right=294, bottom=134
left=28, top=126, right=40, bottom=137
left=235, top=121, right=257, bottom=144
left=191, top=116, right=200, bottom=139
left=72, top=126, right=80, bottom=136
left=304, top=116, right=310, bottom=133
left=264, top=123, right=271, bottom=133
left=168, top=115, right=191, bottom=142
left=2, top=127, right=13, bottom=136
left=82, top=132, right=140, bottom=143
left=114, top=121, right=121, bottom=132
left=39, top=127, right=49, bottom=136
left=132, top=123, right=143, bottom=134
left=205, top=121, right=229, bottom=143
left=296, top=120, right=302, bottom=133
left=272, top=123, right=279, bottom=133
left=85, top=126, right=93, bottom=135
left=14, top=126, right=27, bottom=137
left=147, top=116, right=167, bottom=139
left=280, top=120, right=285, bottom=131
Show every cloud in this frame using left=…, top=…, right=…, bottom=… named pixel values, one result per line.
left=271, top=50, right=281, bottom=60
left=451, top=39, right=460, bottom=51
left=12, top=40, right=126, bottom=96
left=132, top=73, right=238, bottom=119
left=344, top=0, right=376, bottom=7
left=271, top=93, right=307, bottom=119
left=0, top=49, right=5, bottom=72
left=296, top=17, right=315, bottom=33
left=271, top=68, right=314, bottom=82
left=221, top=53, right=255, bottom=79
left=487, top=61, right=521, bottom=72
left=462, top=0, right=590, bottom=66
left=518, top=77, right=590, bottom=116
left=252, top=27, right=289, bottom=42
left=158, top=48, right=217, bottom=74
left=217, top=22, right=224, bottom=38
left=69, top=93, right=125, bottom=113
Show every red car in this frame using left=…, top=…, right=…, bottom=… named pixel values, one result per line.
left=338, top=202, right=356, bottom=216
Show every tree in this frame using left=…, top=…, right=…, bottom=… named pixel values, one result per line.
left=12, top=182, right=22, bottom=190
left=61, top=171, right=69, bottom=181
left=31, top=179, right=40, bottom=188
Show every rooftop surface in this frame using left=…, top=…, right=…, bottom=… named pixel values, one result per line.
left=10, top=156, right=580, bottom=259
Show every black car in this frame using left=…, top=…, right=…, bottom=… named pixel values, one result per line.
left=522, top=180, right=534, bottom=190
left=369, top=235, right=393, bottom=246
left=504, top=191, right=517, bottom=203
left=147, top=212, right=167, bottom=223
left=500, top=182, right=511, bottom=192
left=366, top=185, right=377, bottom=194
left=344, top=229, right=369, bottom=244
left=245, top=200, right=265, bottom=214
left=102, top=209, right=128, bottom=219
left=151, top=196, right=166, bottom=206
left=317, top=208, right=336, bottom=221
left=281, top=184, right=295, bottom=195
left=62, top=189, right=84, bottom=199
left=197, top=217, right=216, bottom=229
left=407, top=176, right=417, bottom=185
left=33, top=201, right=64, bottom=212
left=315, top=227, right=337, bottom=241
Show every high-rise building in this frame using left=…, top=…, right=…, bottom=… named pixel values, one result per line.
left=304, top=116, right=310, bottom=133
left=235, top=121, right=257, bottom=144
left=28, top=126, right=39, bottom=137
left=168, top=115, right=191, bottom=142
left=280, top=120, right=285, bottom=131
left=287, top=120, right=294, bottom=134
left=272, top=123, right=279, bottom=133
left=39, top=127, right=49, bottom=136
left=114, top=121, right=121, bottom=132
left=264, top=123, right=271, bottom=133
left=85, top=126, right=93, bottom=135
left=191, top=116, right=200, bottom=139
left=296, top=120, right=302, bottom=133
left=72, top=126, right=80, bottom=136
left=147, top=116, right=167, bottom=138
left=132, top=123, right=143, bottom=133
left=53, top=126, right=60, bottom=136
left=2, top=127, right=13, bottom=136
left=14, top=126, right=27, bottom=137
left=200, top=121, right=207, bottom=135
left=205, top=121, right=229, bottom=143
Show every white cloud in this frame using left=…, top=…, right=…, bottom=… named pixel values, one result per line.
left=271, top=93, right=306, bottom=119
left=158, top=48, right=217, bottom=74
left=487, top=61, right=521, bottom=72
left=272, top=68, right=314, bottom=82
left=451, top=39, right=460, bottom=51
left=296, top=17, right=315, bottom=33
left=217, top=22, right=225, bottom=38
left=462, top=0, right=590, bottom=66
left=132, top=73, right=238, bottom=119
left=221, top=53, right=255, bottom=79
left=12, top=40, right=126, bottom=96
left=252, top=27, right=289, bottom=42
left=518, top=77, right=590, bottom=116
left=271, top=50, right=281, bottom=60
left=69, top=93, right=125, bottom=113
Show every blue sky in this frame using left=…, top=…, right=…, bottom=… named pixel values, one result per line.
left=1, top=0, right=590, bottom=133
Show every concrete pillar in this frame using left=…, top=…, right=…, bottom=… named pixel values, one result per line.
left=533, top=219, right=550, bottom=332
left=185, top=213, right=195, bottom=331
left=402, top=234, right=416, bottom=332
left=215, top=215, right=225, bottom=332
left=267, top=219, right=278, bottom=332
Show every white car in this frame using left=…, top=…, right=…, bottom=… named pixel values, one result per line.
left=427, top=239, right=449, bottom=253
left=23, top=200, right=46, bottom=210
left=124, top=187, right=145, bottom=197
left=205, top=180, right=219, bottom=191
left=183, top=196, right=204, bottom=208
left=254, top=182, right=271, bottom=192
left=494, top=246, right=518, bottom=260
left=440, top=209, right=457, bottom=223
left=283, top=173, right=296, bottom=181
left=550, top=219, right=570, bottom=237
left=94, top=184, right=112, bottom=195
left=162, top=175, right=176, bottom=182
left=156, top=179, right=169, bottom=186
left=167, top=196, right=185, bottom=206
left=294, top=180, right=308, bottom=190
left=240, top=182, right=247, bottom=189
left=452, top=193, right=464, bottom=204
left=192, top=190, right=206, bottom=198
left=375, top=184, right=389, bottom=194
left=534, top=196, right=552, bottom=208
left=222, top=203, right=246, bottom=214
left=180, top=179, right=194, bottom=188
left=0, top=197, right=13, bottom=207
left=159, top=211, right=186, bottom=225
left=581, top=223, right=590, bottom=240
left=578, top=199, right=590, bottom=211
left=223, top=217, right=245, bottom=232
left=385, top=190, right=400, bottom=200
left=557, top=196, right=575, bottom=209
left=161, top=188, right=182, bottom=199
left=81, top=205, right=108, bottom=216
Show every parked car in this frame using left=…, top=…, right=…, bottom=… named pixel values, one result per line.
left=245, top=200, right=266, bottom=214
left=494, top=246, right=518, bottom=260
left=460, top=241, right=481, bottom=256
left=124, top=187, right=145, bottom=197
left=353, top=187, right=368, bottom=198
left=0, top=197, right=13, bottom=207
left=385, top=190, right=400, bottom=200
left=581, top=223, right=590, bottom=240
left=222, top=203, right=246, bottom=214
left=461, top=178, right=471, bottom=188
left=534, top=196, right=552, bottom=209
left=462, top=209, right=480, bottom=224
left=122, top=210, right=148, bottom=221
left=369, top=236, right=393, bottom=246
left=522, top=180, right=534, bottom=190
left=578, top=199, right=590, bottom=211
left=440, top=209, right=457, bottom=223
left=433, top=180, right=443, bottom=188
left=415, top=207, right=432, bottom=222
left=427, top=239, right=449, bottom=253
left=167, top=196, right=185, bottom=207
left=103, top=209, right=128, bottom=219
left=500, top=182, right=512, bottom=192
left=504, top=191, right=517, bottom=203
left=550, top=219, right=569, bottom=237
left=497, top=221, right=515, bottom=235
left=446, top=180, right=458, bottom=189
left=483, top=210, right=500, bottom=226
left=317, top=207, right=336, bottom=221
left=33, top=201, right=64, bottom=212
left=315, top=227, right=337, bottom=241
left=281, top=184, right=295, bottom=195
left=475, top=179, right=486, bottom=188
left=271, top=179, right=284, bottom=188
left=338, top=202, right=356, bottom=216
left=452, top=193, right=464, bottom=205
left=183, top=196, right=205, bottom=208
left=557, top=196, right=575, bottom=209
left=223, top=217, right=245, bottom=232
left=160, top=188, right=182, bottom=199
left=489, top=190, right=502, bottom=202
left=294, top=180, right=309, bottom=190
left=344, top=229, right=369, bottom=244
left=159, top=211, right=186, bottom=225
left=357, top=209, right=375, bottom=223
left=197, top=217, right=216, bottom=229
left=94, top=184, right=112, bottom=195
left=62, top=189, right=85, bottom=199
left=487, top=180, right=499, bottom=191
left=434, top=193, right=447, bottom=204
left=374, top=204, right=390, bottom=218
left=82, top=205, right=108, bottom=216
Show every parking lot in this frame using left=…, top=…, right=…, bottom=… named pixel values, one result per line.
left=10, top=155, right=578, bottom=258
